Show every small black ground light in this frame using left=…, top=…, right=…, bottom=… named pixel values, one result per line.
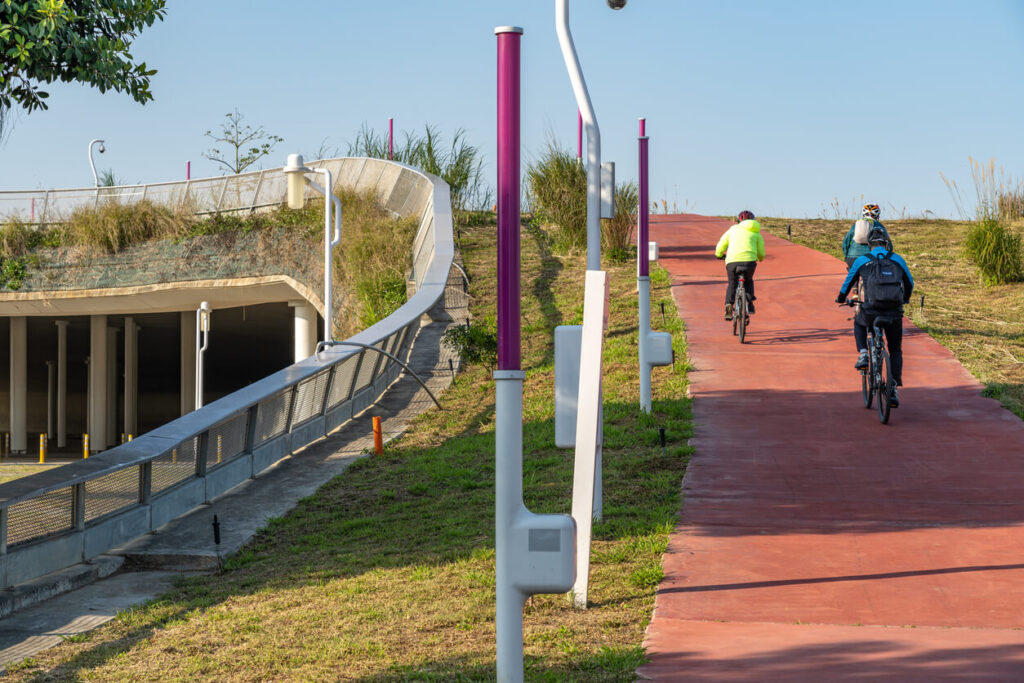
left=212, top=515, right=221, bottom=546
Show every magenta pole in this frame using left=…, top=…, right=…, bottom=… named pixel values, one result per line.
left=186, top=161, right=191, bottom=180
left=388, top=118, right=394, bottom=160
left=639, top=117, right=645, bottom=137
left=577, top=109, right=583, bottom=160
left=639, top=134, right=649, bottom=277
left=496, top=28, right=522, bottom=371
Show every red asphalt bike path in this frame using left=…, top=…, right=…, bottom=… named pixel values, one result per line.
left=637, top=214, right=1024, bottom=680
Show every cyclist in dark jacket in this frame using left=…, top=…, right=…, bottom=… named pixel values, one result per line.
left=835, top=227, right=914, bottom=406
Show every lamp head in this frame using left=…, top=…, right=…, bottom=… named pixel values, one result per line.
left=607, top=0, right=626, bottom=8
left=98, top=143, right=105, bottom=154
left=284, top=153, right=312, bottom=209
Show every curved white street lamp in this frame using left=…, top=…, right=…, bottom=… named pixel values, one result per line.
left=88, top=139, right=106, bottom=187
left=195, top=301, right=211, bottom=410
left=283, top=154, right=342, bottom=343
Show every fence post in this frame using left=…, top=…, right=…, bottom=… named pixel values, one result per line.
left=0, top=507, right=8, bottom=556
left=216, top=178, right=229, bottom=212
left=73, top=483, right=86, bottom=532
left=251, top=169, right=266, bottom=212
left=347, top=350, right=367, bottom=402
left=140, top=461, right=152, bottom=505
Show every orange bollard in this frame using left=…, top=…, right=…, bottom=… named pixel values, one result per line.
left=83, top=433, right=89, bottom=459
left=39, top=434, right=46, bottom=463
left=372, top=416, right=383, bottom=455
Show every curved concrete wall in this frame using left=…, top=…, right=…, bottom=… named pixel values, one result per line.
left=0, top=158, right=454, bottom=591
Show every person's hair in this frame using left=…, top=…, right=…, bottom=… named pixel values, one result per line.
left=737, top=210, right=755, bottom=221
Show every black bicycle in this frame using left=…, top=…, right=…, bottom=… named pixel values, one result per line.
left=732, top=274, right=750, bottom=343
left=842, top=301, right=897, bottom=423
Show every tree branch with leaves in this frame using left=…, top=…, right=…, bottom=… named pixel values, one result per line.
left=0, top=0, right=166, bottom=138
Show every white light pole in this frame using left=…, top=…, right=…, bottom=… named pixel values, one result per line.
left=283, top=154, right=342, bottom=343
left=195, top=301, right=210, bottom=410
left=89, top=139, right=106, bottom=187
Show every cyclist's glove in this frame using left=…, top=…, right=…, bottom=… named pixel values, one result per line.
left=835, top=293, right=846, bottom=304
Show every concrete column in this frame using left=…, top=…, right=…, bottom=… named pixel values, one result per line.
left=89, top=315, right=108, bottom=452
left=289, top=300, right=318, bottom=362
left=106, top=327, right=118, bottom=445
left=9, top=316, right=27, bottom=453
left=45, top=361, right=55, bottom=440
left=55, top=320, right=68, bottom=448
left=124, top=317, right=137, bottom=438
left=180, top=311, right=196, bottom=417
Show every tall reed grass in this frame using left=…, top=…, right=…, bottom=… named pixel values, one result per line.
left=347, top=123, right=492, bottom=214
left=526, top=141, right=586, bottom=252
left=941, top=157, right=1024, bottom=222
left=603, top=181, right=638, bottom=262
left=942, top=157, right=1024, bottom=285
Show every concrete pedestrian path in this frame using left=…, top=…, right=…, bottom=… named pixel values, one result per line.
left=639, top=214, right=1024, bottom=680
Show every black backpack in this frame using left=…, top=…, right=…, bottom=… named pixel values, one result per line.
left=860, top=251, right=904, bottom=310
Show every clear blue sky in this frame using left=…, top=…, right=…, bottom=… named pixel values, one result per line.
left=1, top=0, right=1022, bottom=218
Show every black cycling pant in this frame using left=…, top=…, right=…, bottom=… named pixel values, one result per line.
left=725, top=261, right=757, bottom=305
left=854, top=309, right=904, bottom=385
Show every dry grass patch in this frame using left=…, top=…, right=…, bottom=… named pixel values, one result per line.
left=5, top=219, right=690, bottom=681
left=0, top=464, right=58, bottom=484
left=761, top=217, right=1024, bottom=418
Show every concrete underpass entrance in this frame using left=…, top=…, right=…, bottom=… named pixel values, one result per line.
left=0, top=301, right=321, bottom=459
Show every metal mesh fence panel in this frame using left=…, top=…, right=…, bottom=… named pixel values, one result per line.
left=8, top=487, right=74, bottom=546
left=151, top=439, right=198, bottom=494
left=85, top=467, right=140, bottom=522
left=354, top=342, right=384, bottom=390
left=254, top=389, right=292, bottom=444
left=326, top=352, right=362, bottom=408
left=291, top=371, right=330, bottom=427
left=208, top=413, right=249, bottom=469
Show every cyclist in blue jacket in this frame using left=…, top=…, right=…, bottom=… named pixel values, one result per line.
left=835, top=227, right=914, bottom=406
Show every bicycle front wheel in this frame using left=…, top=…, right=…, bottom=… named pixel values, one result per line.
left=877, top=347, right=893, bottom=424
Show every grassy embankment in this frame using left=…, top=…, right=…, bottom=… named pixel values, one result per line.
left=759, top=217, right=1024, bottom=418
left=5, top=218, right=691, bottom=681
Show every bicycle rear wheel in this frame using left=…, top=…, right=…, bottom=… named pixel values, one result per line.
left=861, top=365, right=873, bottom=409
left=737, top=297, right=747, bottom=343
left=877, top=347, right=893, bottom=424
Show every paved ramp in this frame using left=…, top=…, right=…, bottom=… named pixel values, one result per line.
left=639, top=214, right=1024, bottom=680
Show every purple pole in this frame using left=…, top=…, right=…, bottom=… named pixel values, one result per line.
left=388, top=118, right=394, bottom=160
left=639, top=117, right=645, bottom=137
left=496, top=28, right=522, bottom=371
left=577, top=109, right=583, bottom=160
left=186, top=161, right=191, bottom=180
left=639, top=134, right=649, bottom=277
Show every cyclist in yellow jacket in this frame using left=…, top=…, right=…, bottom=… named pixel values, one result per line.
left=715, top=210, right=766, bottom=320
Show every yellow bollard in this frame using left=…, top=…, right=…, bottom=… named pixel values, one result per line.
left=121, top=433, right=125, bottom=444
left=128, top=433, right=133, bottom=442
left=83, top=433, right=89, bottom=459
left=39, top=434, right=45, bottom=464
left=217, top=434, right=222, bottom=463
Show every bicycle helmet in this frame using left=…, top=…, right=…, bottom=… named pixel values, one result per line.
left=862, top=204, right=881, bottom=220
left=867, top=226, right=889, bottom=246
left=737, top=210, right=755, bottom=221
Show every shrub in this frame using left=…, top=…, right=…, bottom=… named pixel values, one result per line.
left=963, top=218, right=1023, bottom=285
left=441, top=321, right=497, bottom=370
left=526, top=141, right=586, bottom=252
left=603, top=181, right=638, bottom=262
